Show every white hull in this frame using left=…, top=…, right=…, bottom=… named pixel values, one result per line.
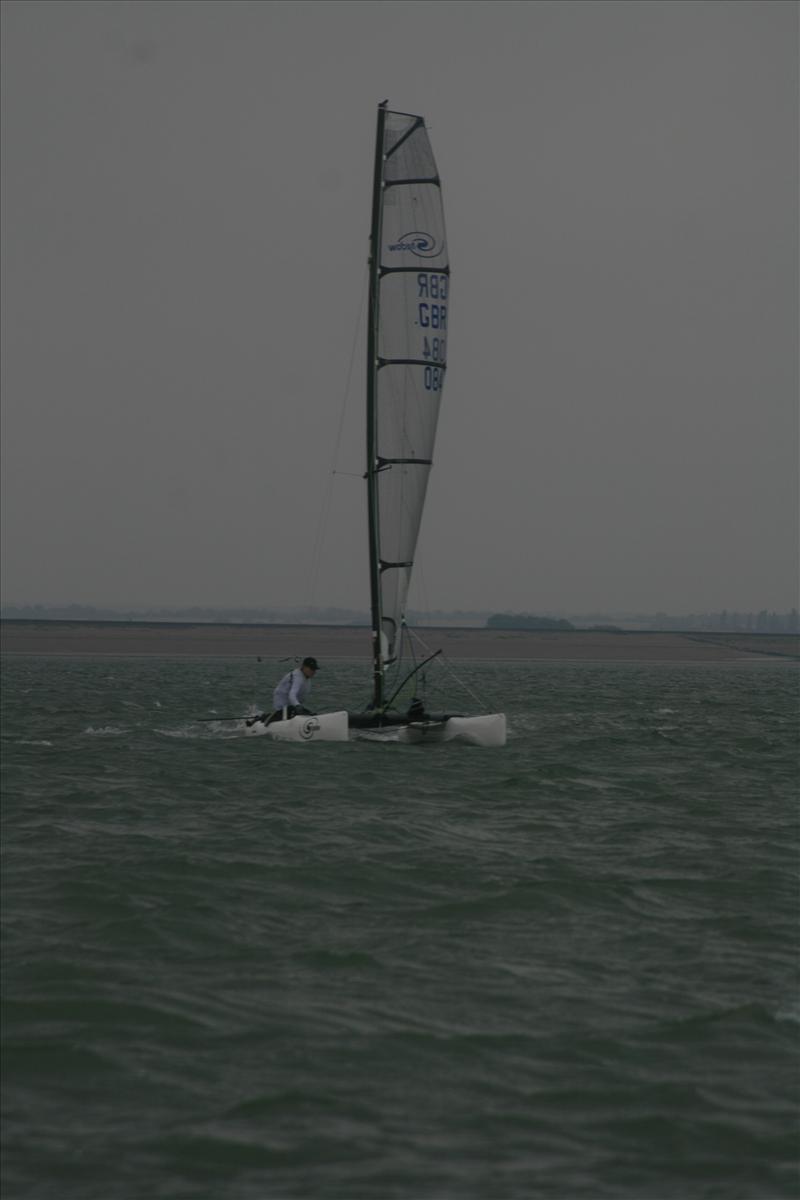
left=241, top=710, right=504, bottom=746
left=403, top=713, right=506, bottom=746
left=357, top=713, right=506, bottom=747
left=247, top=711, right=349, bottom=742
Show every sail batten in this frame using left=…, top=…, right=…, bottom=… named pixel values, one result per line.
left=384, top=177, right=441, bottom=188
left=366, top=106, right=449, bottom=692
left=380, top=266, right=451, bottom=276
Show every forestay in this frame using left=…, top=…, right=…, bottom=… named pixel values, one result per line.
left=368, top=108, right=449, bottom=681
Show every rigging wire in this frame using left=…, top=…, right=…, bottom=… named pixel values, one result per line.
left=406, top=626, right=501, bottom=712
left=412, top=550, right=433, bottom=632
left=307, top=266, right=369, bottom=609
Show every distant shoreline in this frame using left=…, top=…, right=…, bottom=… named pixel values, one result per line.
left=1, top=620, right=797, bottom=663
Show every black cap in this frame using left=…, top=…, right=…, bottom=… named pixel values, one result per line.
left=302, top=657, right=320, bottom=670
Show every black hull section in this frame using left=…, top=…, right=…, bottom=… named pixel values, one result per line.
left=347, top=710, right=461, bottom=730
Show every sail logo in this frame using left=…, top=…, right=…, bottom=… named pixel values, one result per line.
left=388, top=231, right=440, bottom=258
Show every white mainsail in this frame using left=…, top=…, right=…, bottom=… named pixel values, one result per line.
left=355, top=104, right=506, bottom=745
left=367, top=107, right=449, bottom=682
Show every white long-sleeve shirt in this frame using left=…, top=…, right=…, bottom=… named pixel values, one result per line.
left=272, top=668, right=312, bottom=711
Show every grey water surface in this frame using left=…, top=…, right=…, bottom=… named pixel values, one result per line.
left=2, top=656, right=797, bottom=1199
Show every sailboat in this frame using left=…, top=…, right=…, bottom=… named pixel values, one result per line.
left=251, top=103, right=506, bottom=747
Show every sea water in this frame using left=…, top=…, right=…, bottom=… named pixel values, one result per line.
left=2, top=655, right=798, bottom=1199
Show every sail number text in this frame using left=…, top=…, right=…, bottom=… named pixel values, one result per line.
left=417, top=273, right=447, bottom=390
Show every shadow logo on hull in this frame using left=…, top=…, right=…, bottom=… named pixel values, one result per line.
left=299, top=718, right=321, bottom=740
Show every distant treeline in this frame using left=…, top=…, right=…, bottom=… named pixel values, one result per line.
left=2, top=604, right=798, bottom=634
left=0, top=602, right=494, bottom=627
left=487, top=613, right=576, bottom=631
left=487, top=610, right=800, bottom=634
left=644, top=610, right=799, bottom=634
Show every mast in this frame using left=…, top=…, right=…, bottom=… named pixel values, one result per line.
left=366, top=101, right=388, bottom=711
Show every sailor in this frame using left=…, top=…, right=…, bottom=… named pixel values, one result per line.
left=251, top=657, right=319, bottom=725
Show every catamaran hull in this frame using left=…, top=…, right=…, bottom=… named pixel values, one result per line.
left=243, top=710, right=504, bottom=745
left=401, top=714, right=506, bottom=746
left=350, top=712, right=506, bottom=747
left=247, top=711, right=349, bottom=742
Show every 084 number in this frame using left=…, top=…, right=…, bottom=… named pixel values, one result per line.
left=424, top=365, right=443, bottom=392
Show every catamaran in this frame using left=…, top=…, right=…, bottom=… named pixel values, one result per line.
left=250, top=103, right=506, bottom=746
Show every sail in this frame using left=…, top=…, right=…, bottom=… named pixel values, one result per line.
left=368, top=108, right=449, bottom=670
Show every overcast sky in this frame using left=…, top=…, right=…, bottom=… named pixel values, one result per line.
left=1, top=0, right=797, bottom=615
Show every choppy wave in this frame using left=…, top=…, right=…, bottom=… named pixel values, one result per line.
left=2, top=656, right=797, bottom=1199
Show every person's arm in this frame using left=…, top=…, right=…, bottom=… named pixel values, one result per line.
left=288, top=669, right=304, bottom=708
